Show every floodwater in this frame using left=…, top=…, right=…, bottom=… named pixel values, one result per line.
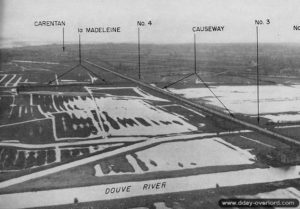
left=134, top=137, right=255, bottom=171
left=60, top=86, right=198, bottom=137
left=170, top=85, right=300, bottom=123
left=95, top=137, right=256, bottom=176
left=0, top=86, right=198, bottom=143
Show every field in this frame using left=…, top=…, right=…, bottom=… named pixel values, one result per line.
left=0, top=43, right=300, bottom=209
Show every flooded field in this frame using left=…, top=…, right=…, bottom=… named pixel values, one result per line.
left=94, top=137, right=256, bottom=176
left=0, top=86, right=198, bottom=144
left=1, top=43, right=300, bottom=208
left=170, top=85, right=300, bottom=123
left=0, top=84, right=211, bottom=179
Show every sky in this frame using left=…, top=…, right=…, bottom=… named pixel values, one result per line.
left=1, top=0, right=300, bottom=47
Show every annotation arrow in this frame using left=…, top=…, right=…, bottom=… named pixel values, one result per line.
left=62, top=27, right=65, bottom=51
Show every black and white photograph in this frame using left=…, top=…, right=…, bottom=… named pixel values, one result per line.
left=0, top=0, right=300, bottom=208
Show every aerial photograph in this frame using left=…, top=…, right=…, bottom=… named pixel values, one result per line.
left=0, top=0, right=300, bottom=208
